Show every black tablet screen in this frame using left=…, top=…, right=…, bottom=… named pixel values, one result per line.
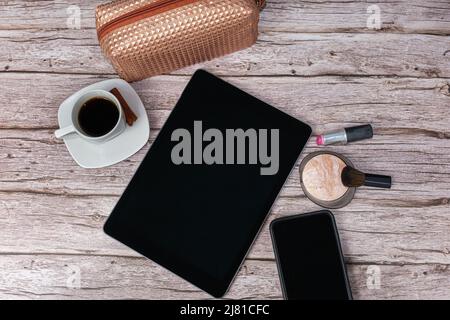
left=104, top=70, right=311, bottom=297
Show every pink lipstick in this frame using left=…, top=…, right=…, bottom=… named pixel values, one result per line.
left=316, top=124, right=373, bottom=146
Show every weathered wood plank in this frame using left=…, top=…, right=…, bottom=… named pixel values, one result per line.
left=1, top=191, right=449, bottom=265
left=1, top=0, right=449, bottom=77
left=262, top=0, right=450, bottom=35
left=1, top=0, right=449, bottom=34
left=0, top=255, right=449, bottom=299
left=1, top=30, right=449, bottom=77
left=349, top=263, right=450, bottom=300
left=1, top=73, right=449, bottom=130
left=1, top=128, right=450, bottom=198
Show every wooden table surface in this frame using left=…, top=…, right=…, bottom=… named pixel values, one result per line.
left=1, top=0, right=450, bottom=300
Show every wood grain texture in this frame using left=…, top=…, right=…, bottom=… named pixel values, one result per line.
left=1, top=1, right=449, bottom=77
left=1, top=0, right=449, bottom=34
left=1, top=255, right=450, bottom=300
left=2, top=30, right=449, bottom=77
left=0, top=0, right=450, bottom=299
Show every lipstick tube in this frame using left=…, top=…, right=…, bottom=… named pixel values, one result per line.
left=316, top=124, right=373, bottom=146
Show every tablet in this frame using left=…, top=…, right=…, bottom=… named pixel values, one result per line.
left=104, top=70, right=311, bottom=297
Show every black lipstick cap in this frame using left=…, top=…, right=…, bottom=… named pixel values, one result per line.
left=345, top=124, right=373, bottom=143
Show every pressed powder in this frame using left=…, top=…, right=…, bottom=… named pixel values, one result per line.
left=299, top=151, right=356, bottom=209
left=302, top=154, right=348, bottom=201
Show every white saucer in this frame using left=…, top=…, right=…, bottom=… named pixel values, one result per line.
left=57, top=79, right=150, bottom=168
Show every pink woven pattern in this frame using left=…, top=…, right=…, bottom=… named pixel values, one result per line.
left=96, top=0, right=261, bottom=82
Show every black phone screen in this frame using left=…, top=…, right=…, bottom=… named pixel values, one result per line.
left=270, top=211, right=352, bottom=300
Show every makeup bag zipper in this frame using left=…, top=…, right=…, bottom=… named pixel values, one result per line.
left=98, top=0, right=199, bottom=41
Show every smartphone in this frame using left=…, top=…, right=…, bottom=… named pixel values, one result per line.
left=270, top=210, right=352, bottom=300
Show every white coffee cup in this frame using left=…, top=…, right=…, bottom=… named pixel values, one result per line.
left=55, top=90, right=126, bottom=143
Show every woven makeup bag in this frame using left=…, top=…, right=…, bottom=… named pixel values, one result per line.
left=96, top=0, right=266, bottom=82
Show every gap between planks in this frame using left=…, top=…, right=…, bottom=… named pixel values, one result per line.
left=0, top=251, right=449, bottom=268
left=2, top=70, right=450, bottom=80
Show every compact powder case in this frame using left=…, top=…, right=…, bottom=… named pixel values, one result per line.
left=299, top=151, right=356, bottom=208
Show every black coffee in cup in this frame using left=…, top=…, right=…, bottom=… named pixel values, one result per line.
left=78, top=98, right=119, bottom=137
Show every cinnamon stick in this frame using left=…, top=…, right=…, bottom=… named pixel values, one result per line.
left=110, top=88, right=138, bottom=126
